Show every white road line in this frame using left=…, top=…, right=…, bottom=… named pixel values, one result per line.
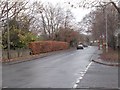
left=73, top=62, right=93, bottom=88
left=84, top=69, right=87, bottom=72
left=86, top=62, right=92, bottom=70
left=2, top=86, right=8, bottom=88
left=73, top=84, right=78, bottom=88
left=76, top=80, right=80, bottom=84
left=79, top=71, right=86, bottom=74
left=81, top=73, right=84, bottom=77
left=79, top=77, right=83, bottom=80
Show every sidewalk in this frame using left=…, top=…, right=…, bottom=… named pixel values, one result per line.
left=77, top=49, right=119, bottom=89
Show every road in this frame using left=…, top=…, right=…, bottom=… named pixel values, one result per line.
left=77, top=62, right=118, bottom=89
left=3, top=46, right=98, bottom=88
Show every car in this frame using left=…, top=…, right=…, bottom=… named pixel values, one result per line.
left=83, top=44, right=88, bottom=47
left=76, top=44, right=84, bottom=49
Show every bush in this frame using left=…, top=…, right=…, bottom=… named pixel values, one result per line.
left=29, top=41, right=69, bottom=55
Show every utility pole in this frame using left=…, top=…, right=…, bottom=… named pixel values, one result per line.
left=105, top=8, right=108, bottom=52
left=104, top=1, right=120, bottom=52
left=118, top=1, right=120, bottom=65
left=6, top=2, right=10, bottom=60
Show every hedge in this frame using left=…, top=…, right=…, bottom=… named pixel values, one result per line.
left=29, top=41, right=69, bottom=55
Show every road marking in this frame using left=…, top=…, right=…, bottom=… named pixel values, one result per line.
left=79, top=71, right=86, bottom=74
left=2, top=86, right=8, bottom=88
left=79, top=77, right=83, bottom=80
left=81, top=73, right=84, bottom=77
left=73, top=84, right=77, bottom=88
left=84, top=69, right=87, bottom=72
left=73, top=62, right=93, bottom=88
left=76, top=80, right=80, bottom=84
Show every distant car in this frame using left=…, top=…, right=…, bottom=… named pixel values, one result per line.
left=83, top=44, right=88, bottom=47
left=77, top=44, right=84, bottom=49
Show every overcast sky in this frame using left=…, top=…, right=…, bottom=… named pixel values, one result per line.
left=36, top=0, right=119, bottom=22
left=12, top=0, right=119, bottom=22
left=29, top=0, right=91, bottom=22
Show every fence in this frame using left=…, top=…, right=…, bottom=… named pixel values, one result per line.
left=2, top=49, right=31, bottom=60
left=2, top=41, right=69, bottom=62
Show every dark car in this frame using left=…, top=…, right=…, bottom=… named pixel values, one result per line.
left=76, top=44, right=84, bottom=49
left=83, top=44, right=88, bottom=47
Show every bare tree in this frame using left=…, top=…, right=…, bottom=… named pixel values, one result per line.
left=83, top=3, right=118, bottom=49
left=64, top=9, right=75, bottom=29
left=31, top=2, right=68, bottom=40
left=0, top=0, right=28, bottom=21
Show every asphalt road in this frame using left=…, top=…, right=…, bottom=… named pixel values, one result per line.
left=3, top=46, right=98, bottom=88
left=77, top=62, right=118, bottom=90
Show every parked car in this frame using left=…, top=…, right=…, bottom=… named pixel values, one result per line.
left=76, top=44, right=84, bottom=49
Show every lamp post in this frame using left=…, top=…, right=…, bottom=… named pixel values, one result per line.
left=118, top=1, right=120, bottom=65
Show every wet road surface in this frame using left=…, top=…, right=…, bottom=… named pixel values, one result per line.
left=77, top=62, right=118, bottom=90
left=3, top=46, right=97, bottom=88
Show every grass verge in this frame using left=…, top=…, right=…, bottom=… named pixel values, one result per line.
left=100, top=47, right=118, bottom=63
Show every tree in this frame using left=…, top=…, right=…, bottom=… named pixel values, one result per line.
left=31, top=2, right=75, bottom=40
left=2, top=18, right=37, bottom=49
left=82, top=3, right=118, bottom=49
left=78, top=11, right=96, bottom=35
left=55, top=27, right=81, bottom=46
left=64, top=9, right=75, bottom=29
left=0, top=0, right=28, bottom=21
left=1, top=0, right=40, bottom=50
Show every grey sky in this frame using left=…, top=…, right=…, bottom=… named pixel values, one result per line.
left=34, top=0, right=118, bottom=22
left=29, top=0, right=91, bottom=22
left=12, top=0, right=119, bottom=22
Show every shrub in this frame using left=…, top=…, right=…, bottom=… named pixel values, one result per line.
left=29, top=41, right=69, bottom=55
